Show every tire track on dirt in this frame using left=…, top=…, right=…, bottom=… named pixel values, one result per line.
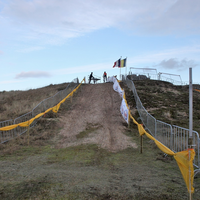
left=57, top=83, right=137, bottom=151
left=102, top=84, right=116, bottom=150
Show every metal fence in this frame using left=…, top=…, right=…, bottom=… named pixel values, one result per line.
left=0, top=78, right=80, bottom=144
left=0, top=119, right=15, bottom=143
left=127, top=73, right=189, bottom=86
left=125, top=76, right=200, bottom=175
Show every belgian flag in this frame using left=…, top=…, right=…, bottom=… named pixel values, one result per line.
left=120, top=58, right=127, bottom=68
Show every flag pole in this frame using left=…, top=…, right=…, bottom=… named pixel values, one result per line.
left=125, top=57, right=127, bottom=77
left=120, top=56, right=122, bottom=80
left=188, top=68, right=193, bottom=200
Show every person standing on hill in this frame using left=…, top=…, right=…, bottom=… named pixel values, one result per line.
left=89, top=72, right=94, bottom=84
left=103, top=71, right=107, bottom=83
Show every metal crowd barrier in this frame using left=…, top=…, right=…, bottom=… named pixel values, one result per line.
left=0, top=78, right=79, bottom=144
left=125, top=76, right=200, bottom=174
left=156, top=120, right=172, bottom=149
left=0, top=119, right=15, bottom=143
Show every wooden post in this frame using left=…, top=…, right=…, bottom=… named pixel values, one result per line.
left=71, top=93, right=73, bottom=103
left=140, top=135, right=143, bottom=154
left=27, top=125, right=30, bottom=146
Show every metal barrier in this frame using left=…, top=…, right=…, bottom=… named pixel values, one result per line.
left=172, top=126, right=200, bottom=165
left=125, top=75, right=157, bottom=136
left=0, top=120, right=15, bottom=143
left=0, top=78, right=80, bottom=144
left=156, top=120, right=173, bottom=149
left=14, top=111, right=33, bottom=137
left=125, top=76, right=200, bottom=173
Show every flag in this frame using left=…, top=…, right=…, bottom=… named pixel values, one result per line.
left=113, top=59, right=121, bottom=68
left=120, top=58, right=127, bottom=68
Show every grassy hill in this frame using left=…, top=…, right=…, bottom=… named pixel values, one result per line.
left=0, top=80, right=200, bottom=200
left=122, top=79, right=200, bottom=133
left=0, top=83, right=69, bottom=121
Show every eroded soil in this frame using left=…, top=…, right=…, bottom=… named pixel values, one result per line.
left=57, top=83, right=137, bottom=151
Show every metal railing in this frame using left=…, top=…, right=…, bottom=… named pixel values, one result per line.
left=0, top=78, right=79, bottom=144
left=125, top=76, right=200, bottom=173
left=127, top=73, right=190, bottom=86
left=0, top=120, right=15, bottom=143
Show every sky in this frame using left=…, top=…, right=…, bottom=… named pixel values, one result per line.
left=0, top=0, right=200, bottom=91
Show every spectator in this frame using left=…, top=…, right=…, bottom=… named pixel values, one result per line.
left=103, top=71, right=107, bottom=83
left=89, top=72, right=94, bottom=84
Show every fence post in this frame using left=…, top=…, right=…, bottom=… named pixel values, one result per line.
left=189, top=68, right=193, bottom=148
left=71, top=93, right=73, bottom=103
left=170, top=125, right=174, bottom=150
left=27, top=125, right=30, bottom=146
left=140, top=135, right=143, bottom=153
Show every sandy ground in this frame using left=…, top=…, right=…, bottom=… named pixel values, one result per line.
left=57, top=83, right=137, bottom=151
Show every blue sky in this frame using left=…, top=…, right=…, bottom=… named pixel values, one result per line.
left=0, top=0, right=200, bottom=91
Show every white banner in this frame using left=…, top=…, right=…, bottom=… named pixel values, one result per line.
left=118, top=85, right=124, bottom=99
left=120, top=98, right=129, bottom=124
left=107, top=76, right=115, bottom=82
left=113, top=78, right=118, bottom=92
left=112, top=78, right=124, bottom=98
left=110, top=76, right=129, bottom=124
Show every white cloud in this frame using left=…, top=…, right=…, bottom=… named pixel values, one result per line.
left=156, top=58, right=198, bottom=71
left=129, top=44, right=200, bottom=67
left=15, top=71, right=51, bottom=79
left=146, top=0, right=200, bottom=35
left=2, top=0, right=117, bottom=43
left=1, top=0, right=200, bottom=46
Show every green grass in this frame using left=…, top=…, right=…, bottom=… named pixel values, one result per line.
left=0, top=145, right=50, bottom=161
left=0, top=178, right=54, bottom=200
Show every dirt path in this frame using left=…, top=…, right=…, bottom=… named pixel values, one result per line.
left=57, top=83, right=137, bottom=151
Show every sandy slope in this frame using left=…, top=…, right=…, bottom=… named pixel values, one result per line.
left=57, top=83, right=137, bottom=151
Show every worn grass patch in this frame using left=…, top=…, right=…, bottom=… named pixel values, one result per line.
left=76, top=123, right=101, bottom=139
left=0, top=145, right=53, bottom=161
left=47, top=144, right=110, bottom=166
left=47, top=143, right=138, bottom=168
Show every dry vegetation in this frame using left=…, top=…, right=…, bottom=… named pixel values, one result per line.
left=0, top=83, right=69, bottom=121
left=0, top=80, right=200, bottom=200
left=122, top=79, right=200, bottom=134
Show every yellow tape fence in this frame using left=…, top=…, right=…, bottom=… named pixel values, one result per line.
left=194, top=89, right=200, bottom=93
left=0, top=78, right=85, bottom=131
left=111, top=76, right=195, bottom=194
